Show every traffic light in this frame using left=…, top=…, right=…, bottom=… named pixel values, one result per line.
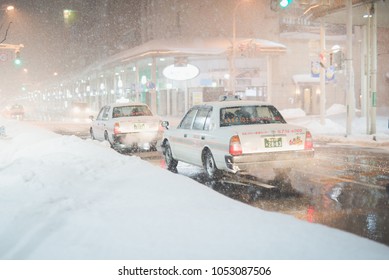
left=14, top=51, right=22, bottom=65
left=280, top=0, right=293, bottom=8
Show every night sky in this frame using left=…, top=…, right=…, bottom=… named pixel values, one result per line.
left=1, top=0, right=135, bottom=96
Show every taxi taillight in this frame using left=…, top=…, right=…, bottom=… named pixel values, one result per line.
left=304, top=131, right=313, bottom=150
left=114, top=122, right=121, bottom=134
left=229, top=135, right=242, bottom=156
left=158, top=121, right=164, bottom=132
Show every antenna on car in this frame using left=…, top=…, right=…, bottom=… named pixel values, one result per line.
left=218, top=95, right=241, bottom=101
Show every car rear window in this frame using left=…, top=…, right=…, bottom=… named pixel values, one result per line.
left=113, top=105, right=152, bottom=118
left=220, top=105, right=286, bottom=127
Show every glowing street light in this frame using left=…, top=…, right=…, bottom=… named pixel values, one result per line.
left=279, top=0, right=292, bottom=8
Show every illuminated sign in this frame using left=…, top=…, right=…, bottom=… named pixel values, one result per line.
left=162, top=64, right=199, bottom=81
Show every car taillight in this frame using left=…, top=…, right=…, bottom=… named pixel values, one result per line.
left=304, top=131, right=313, bottom=150
left=158, top=121, right=164, bottom=132
left=114, top=122, right=121, bottom=134
left=229, top=135, right=242, bottom=156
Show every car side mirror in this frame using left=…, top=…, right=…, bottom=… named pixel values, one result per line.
left=161, top=121, right=170, bottom=129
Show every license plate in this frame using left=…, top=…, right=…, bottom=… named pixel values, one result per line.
left=134, top=123, right=145, bottom=130
left=264, top=137, right=282, bottom=148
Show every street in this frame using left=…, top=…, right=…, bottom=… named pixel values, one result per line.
left=174, top=143, right=389, bottom=247
left=34, top=121, right=389, bottom=246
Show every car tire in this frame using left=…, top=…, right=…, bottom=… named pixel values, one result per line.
left=90, top=128, right=95, bottom=140
left=149, top=142, right=158, bottom=152
left=203, top=150, right=220, bottom=179
left=104, top=131, right=113, bottom=148
left=164, top=142, right=178, bottom=172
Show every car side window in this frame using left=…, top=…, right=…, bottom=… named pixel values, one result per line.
left=193, top=107, right=212, bottom=130
left=179, top=108, right=197, bottom=129
left=96, top=107, right=106, bottom=120
left=203, top=108, right=212, bottom=130
left=101, top=106, right=110, bottom=121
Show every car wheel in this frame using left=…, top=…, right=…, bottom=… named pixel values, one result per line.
left=203, top=150, right=220, bottom=179
left=149, top=142, right=158, bottom=152
left=164, top=142, right=178, bottom=172
left=90, top=128, right=95, bottom=140
left=104, top=131, right=113, bottom=148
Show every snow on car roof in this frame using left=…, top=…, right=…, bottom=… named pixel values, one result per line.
left=108, top=102, right=150, bottom=108
left=202, top=99, right=272, bottom=108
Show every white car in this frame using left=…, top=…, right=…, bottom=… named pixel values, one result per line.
left=90, top=102, right=163, bottom=151
left=161, top=98, right=314, bottom=180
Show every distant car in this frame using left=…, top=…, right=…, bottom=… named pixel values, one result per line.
left=9, top=104, right=25, bottom=120
left=67, top=102, right=93, bottom=122
left=90, top=102, right=163, bottom=151
left=161, top=97, right=314, bottom=180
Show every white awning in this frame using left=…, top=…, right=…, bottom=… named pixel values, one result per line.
left=83, top=37, right=287, bottom=72
left=293, top=74, right=320, bottom=84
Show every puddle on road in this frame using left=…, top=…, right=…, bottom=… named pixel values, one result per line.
left=172, top=161, right=389, bottom=246
left=193, top=170, right=389, bottom=246
left=250, top=177, right=389, bottom=247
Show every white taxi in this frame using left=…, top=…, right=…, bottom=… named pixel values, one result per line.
left=161, top=98, right=314, bottom=179
left=90, top=102, right=163, bottom=151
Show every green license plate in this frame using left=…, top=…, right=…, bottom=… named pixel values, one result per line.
left=134, top=123, right=145, bottom=130
left=264, top=137, right=282, bottom=148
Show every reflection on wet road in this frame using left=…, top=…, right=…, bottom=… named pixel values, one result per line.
left=174, top=143, right=389, bottom=247
left=36, top=121, right=389, bottom=246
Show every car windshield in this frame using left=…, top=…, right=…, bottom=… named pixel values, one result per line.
left=112, top=105, right=152, bottom=118
left=220, top=105, right=286, bottom=127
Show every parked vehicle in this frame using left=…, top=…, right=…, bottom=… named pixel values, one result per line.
left=9, top=104, right=25, bottom=120
left=161, top=97, right=314, bottom=181
left=90, top=102, right=163, bottom=151
left=67, top=102, right=93, bottom=122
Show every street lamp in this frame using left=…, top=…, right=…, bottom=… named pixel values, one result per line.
left=1, top=5, right=15, bottom=44
left=0, top=4, right=14, bottom=16
left=230, top=0, right=252, bottom=95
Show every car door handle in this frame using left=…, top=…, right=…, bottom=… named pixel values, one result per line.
left=201, top=136, right=205, bottom=140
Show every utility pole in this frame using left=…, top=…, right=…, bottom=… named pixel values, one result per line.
left=369, top=2, right=377, bottom=135
left=346, top=0, right=355, bottom=136
left=150, top=56, right=157, bottom=115
left=319, top=20, right=326, bottom=126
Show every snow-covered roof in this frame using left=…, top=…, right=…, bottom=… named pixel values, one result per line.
left=84, top=37, right=287, bottom=73
left=293, top=74, right=320, bottom=84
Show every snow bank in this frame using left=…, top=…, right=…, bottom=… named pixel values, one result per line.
left=280, top=108, right=306, bottom=119
left=1, top=117, right=389, bottom=260
left=326, top=104, right=347, bottom=115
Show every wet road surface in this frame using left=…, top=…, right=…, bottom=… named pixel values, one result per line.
left=32, top=121, right=389, bottom=246
left=171, top=143, right=389, bottom=247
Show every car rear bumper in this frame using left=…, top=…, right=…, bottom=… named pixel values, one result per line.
left=113, top=131, right=162, bottom=149
left=225, top=149, right=315, bottom=172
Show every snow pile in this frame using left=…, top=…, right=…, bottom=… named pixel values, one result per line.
left=280, top=108, right=306, bottom=119
left=326, top=104, right=347, bottom=115
left=279, top=105, right=389, bottom=148
left=1, top=116, right=389, bottom=260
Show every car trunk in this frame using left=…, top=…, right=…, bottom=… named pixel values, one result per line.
left=115, top=116, right=160, bottom=133
left=234, top=123, right=308, bottom=154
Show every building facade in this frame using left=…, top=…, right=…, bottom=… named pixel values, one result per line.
left=24, top=0, right=389, bottom=122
